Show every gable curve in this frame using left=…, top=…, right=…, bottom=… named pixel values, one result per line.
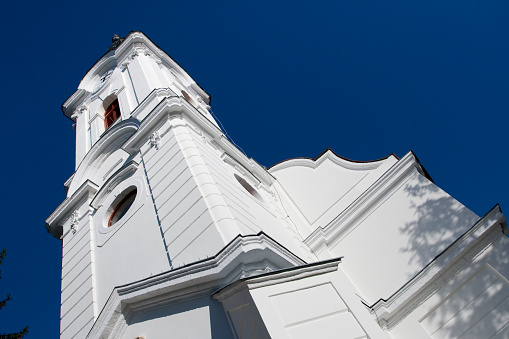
left=269, top=149, right=399, bottom=228
left=269, top=148, right=397, bottom=173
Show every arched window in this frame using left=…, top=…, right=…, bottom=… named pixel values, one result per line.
left=104, top=99, right=121, bottom=129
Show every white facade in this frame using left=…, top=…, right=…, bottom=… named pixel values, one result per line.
left=47, top=32, right=509, bottom=339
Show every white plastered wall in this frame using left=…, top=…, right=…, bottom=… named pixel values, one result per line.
left=59, top=194, right=96, bottom=339
left=217, top=264, right=389, bottom=339
left=179, top=116, right=317, bottom=262
left=269, top=152, right=398, bottom=236
left=138, top=117, right=224, bottom=268
left=326, top=169, right=479, bottom=305
left=91, top=164, right=171, bottom=310
left=389, top=231, right=509, bottom=339
left=121, top=296, right=234, bottom=339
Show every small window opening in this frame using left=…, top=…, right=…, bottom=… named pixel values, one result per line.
left=104, top=99, right=121, bottom=129
left=181, top=90, right=197, bottom=107
left=234, top=174, right=264, bottom=202
left=108, top=189, right=137, bottom=227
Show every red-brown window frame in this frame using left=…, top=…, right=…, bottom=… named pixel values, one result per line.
left=104, top=99, right=121, bottom=130
left=108, top=190, right=137, bottom=227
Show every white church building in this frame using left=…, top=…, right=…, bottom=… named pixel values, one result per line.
left=47, top=31, right=509, bottom=339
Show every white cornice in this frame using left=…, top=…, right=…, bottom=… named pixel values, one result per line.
left=63, top=89, right=89, bottom=120
left=63, top=32, right=210, bottom=118
left=90, top=161, right=139, bottom=209
left=68, top=119, right=139, bottom=195
left=269, top=149, right=395, bottom=173
left=86, top=233, right=305, bottom=339
left=213, top=258, right=342, bottom=302
left=113, top=32, right=209, bottom=103
left=369, top=205, right=507, bottom=330
left=304, top=151, right=424, bottom=251
left=129, top=87, right=176, bottom=120
left=121, top=94, right=274, bottom=186
left=46, top=180, right=98, bottom=239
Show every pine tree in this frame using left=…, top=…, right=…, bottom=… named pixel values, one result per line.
left=0, top=249, right=28, bottom=339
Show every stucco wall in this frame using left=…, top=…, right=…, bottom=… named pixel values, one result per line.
left=389, top=232, right=509, bottom=338
left=328, top=170, right=478, bottom=304
left=121, top=297, right=234, bottom=339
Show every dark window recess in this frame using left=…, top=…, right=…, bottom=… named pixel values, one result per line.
left=108, top=189, right=137, bottom=227
left=104, top=99, right=121, bottom=129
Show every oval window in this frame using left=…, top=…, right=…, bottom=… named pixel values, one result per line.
left=108, top=189, right=137, bottom=227
left=234, top=174, right=264, bottom=202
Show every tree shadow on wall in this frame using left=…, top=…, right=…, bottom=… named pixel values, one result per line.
left=397, top=176, right=509, bottom=337
left=399, top=175, right=478, bottom=273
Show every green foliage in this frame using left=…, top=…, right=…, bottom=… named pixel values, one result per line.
left=0, top=249, right=28, bottom=338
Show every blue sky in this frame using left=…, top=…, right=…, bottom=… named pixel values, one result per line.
left=0, top=1, right=508, bottom=337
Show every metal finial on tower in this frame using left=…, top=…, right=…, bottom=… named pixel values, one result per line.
left=107, top=34, right=125, bottom=52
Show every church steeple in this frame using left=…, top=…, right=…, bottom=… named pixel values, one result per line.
left=46, top=32, right=314, bottom=339
left=62, top=31, right=217, bottom=170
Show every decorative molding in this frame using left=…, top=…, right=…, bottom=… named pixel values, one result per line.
left=121, top=92, right=272, bottom=188
left=46, top=180, right=98, bottom=239
left=63, top=172, right=75, bottom=194
left=90, top=161, right=139, bottom=209
left=102, top=158, right=124, bottom=181
left=269, top=148, right=395, bottom=173
left=304, top=151, right=423, bottom=251
left=68, top=120, right=139, bottom=195
left=86, top=232, right=305, bottom=339
left=70, top=210, right=79, bottom=235
left=369, top=206, right=507, bottom=330
left=71, top=104, right=88, bottom=120
left=63, top=31, right=211, bottom=121
left=149, top=131, right=161, bottom=150
left=63, top=88, right=89, bottom=119
left=120, top=50, right=139, bottom=71
left=192, top=125, right=208, bottom=144
left=94, top=175, right=147, bottom=247
left=92, top=69, right=114, bottom=93
left=213, top=258, right=342, bottom=302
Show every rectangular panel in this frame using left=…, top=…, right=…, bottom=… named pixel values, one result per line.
left=421, top=265, right=509, bottom=339
left=287, top=312, right=366, bottom=339
left=270, top=283, right=346, bottom=326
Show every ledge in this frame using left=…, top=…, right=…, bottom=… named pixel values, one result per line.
left=87, top=232, right=305, bottom=339
left=369, top=205, right=507, bottom=330
left=269, top=148, right=397, bottom=173
left=121, top=94, right=275, bottom=187
left=304, top=151, right=425, bottom=251
left=213, top=257, right=342, bottom=302
left=46, top=180, right=98, bottom=239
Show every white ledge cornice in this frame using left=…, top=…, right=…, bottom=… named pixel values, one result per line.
left=370, top=205, right=507, bottom=330
left=113, top=32, right=209, bottom=103
left=213, top=258, right=342, bottom=302
left=122, top=95, right=215, bottom=153
left=304, top=151, right=423, bottom=250
left=269, top=149, right=394, bottom=173
left=68, top=119, right=139, bottom=195
left=90, top=161, right=139, bottom=209
left=121, top=94, right=274, bottom=186
left=87, top=232, right=305, bottom=339
left=64, top=32, right=210, bottom=118
left=45, top=180, right=98, bottom=238
left=62, top=88, right=90, bottom=120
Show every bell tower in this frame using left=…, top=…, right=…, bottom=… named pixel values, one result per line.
left=46, top=32, right=313, bottom=339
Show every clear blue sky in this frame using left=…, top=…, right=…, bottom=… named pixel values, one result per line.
left=0, top=1, right=507, bottom=337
